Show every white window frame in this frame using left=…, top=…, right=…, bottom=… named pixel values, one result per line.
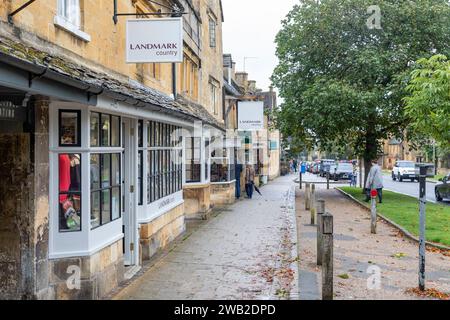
left=48, top=103, right=123, bottom=259
left=54, top=0, right=91, bottom=42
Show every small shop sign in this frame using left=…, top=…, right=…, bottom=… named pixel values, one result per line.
left=126, top=18, right=183, bottom=63
left=237, top=101, right=264, bottom=131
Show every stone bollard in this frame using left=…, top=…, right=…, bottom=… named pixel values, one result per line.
left=310, top=184, right=316, bottom=225
left=322, top=213, right=334, bottom=300
left=316, top=199, right=325, bottom=266
left=305, top=183, right=311, bottom=211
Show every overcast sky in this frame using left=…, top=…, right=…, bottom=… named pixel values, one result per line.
left=222, top=0, right=299, bottom=92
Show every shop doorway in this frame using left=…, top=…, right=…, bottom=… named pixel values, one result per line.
left=122, top=118, right=139, bottom=269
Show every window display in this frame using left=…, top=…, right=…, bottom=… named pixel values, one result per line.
left=59, top=110, right=81, bottom=146
left=186, top=137, right=201, bottom=183
left=90, top=153, right=121, bottom=229
left=59, top=153, right=81, bottom=232
left=146, top=121, right=183, bottom=204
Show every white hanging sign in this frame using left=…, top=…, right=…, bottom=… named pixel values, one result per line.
left=126, top=18, right=183, bottom=63
left=237, top=101, right=264, bottom=130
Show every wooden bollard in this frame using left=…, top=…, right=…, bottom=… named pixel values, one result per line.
left=370, top=189, right=377, bottom=234
left=310, top=184, right=316, bottom=224
left=305, top=183, right=310, bottom=210
left=316, top=199, right=325, bottom=266
left=322, top=213, right=334, bottom=300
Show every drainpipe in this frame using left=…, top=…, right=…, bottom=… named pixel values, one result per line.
left=172, top=63, right=177, bottom=99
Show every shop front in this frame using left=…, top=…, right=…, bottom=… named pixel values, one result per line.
left=0, top=34, right=225, bottom=299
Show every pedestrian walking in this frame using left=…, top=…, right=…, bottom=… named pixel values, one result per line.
left=235, top=162, right=243, bottom=199
left=365, top=159, right=384, bottom=203
left=245, top=164, right=256, bottom=199
left=293, top=159, right=298, bottom=173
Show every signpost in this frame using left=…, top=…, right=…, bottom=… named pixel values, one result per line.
left=418, top=165, right=427, bottom=291
left=126, top=18, right=183, bottom=63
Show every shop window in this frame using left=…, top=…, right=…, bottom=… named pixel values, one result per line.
left=90, top=112, right=99, bottom=147
left=205, top=138, right=210, bottom=181
left=186, top=137, right=201, bottom=183
left=91, top=112, right=121, bottom=147
left=147, top=121, right=183, bottom=203
left=90, top=153, right=121, bottom=229
left=59, top=110, right=81, bottom=147
left=59, top=154, right=81, bottom=232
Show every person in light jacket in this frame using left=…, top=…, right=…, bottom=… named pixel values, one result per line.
left=245, top=164, right=256, bottom=199
left=365, top=159, right=384, bottom=203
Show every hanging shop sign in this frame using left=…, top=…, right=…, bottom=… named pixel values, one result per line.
left=237, top=101, right=264, bottom=131
left=126, top=18, right=183, bottom=63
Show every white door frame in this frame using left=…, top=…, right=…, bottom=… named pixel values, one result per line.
left=122, top=118, right=139, bottom=266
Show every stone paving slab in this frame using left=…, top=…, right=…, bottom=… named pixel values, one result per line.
left=114, top=175, right=299, bottom=300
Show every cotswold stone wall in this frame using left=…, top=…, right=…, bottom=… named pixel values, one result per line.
left=183, top=185, right=211, bottom=220
left=210, top=182, right=235, bottom=207
left=0, top=97, right=50, bottom=299
left=48, top=239, right=124, bottom=300
left=139, top=203, right=185, bottom=261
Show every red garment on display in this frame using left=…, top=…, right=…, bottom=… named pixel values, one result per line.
left=59, top=154, right=71, bottom=203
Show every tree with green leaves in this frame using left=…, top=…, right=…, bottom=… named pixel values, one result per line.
left=404, top=54, right=450, bottom=150
left=272, top=0, right=450, bottom=182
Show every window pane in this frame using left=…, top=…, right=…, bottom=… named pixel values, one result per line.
left=90, top=112, right=99, bottom=147
left=138, top=120, right=143, bottom=148
left=111, top=153, right=120, bottom=186
left=60, top=111, right=80, bottom=146
left=90, top=154, right=100, bottom=190
left=101, top=154, right=111, bottom=188
left=101, top=189, right=111, bottom=225
left=91, top=191, right=100, bottom=229
left=59, top=153, right=81, bottom=232
left=138, top=151, right=143, bottom=205
left=111, top=116, right=120, bottom=147
left=111, top=187, right=120, bottom=221
left=101, top=114, right=110, bottom=146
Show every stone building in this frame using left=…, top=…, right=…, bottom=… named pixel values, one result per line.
left=0, top=0, right=226, bottom=299
left=223, top=54, right=280, bottom=190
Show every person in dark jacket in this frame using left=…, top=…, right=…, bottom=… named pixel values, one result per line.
left=235, top=162, right=243, bottom=199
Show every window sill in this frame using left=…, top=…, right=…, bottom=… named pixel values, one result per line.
left=54, top=16, right=91, bottom=42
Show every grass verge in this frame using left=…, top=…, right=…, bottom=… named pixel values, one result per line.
left=339, top=187, right=450, bottom=246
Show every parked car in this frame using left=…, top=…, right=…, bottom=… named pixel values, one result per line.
left=312, top=163, right=320, bottom=174
left=319, top=159, right=336, bottom=177
left=331, top=162, right=354, bottom=181
left=392, top=160, right=418, bottom=182
left=435, top=174, right=450, bottom=202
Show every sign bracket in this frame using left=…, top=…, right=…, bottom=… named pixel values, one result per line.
left=8, top=0, right=37, bottom=24
left=113, top=0, right=185, bottom=24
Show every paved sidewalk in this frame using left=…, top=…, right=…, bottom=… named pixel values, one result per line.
left=296, top=186, right=450, bottom=300
left=114, top=175, right=298, bottom=300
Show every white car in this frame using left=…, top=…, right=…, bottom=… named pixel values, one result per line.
left=392, top=161, right=418, bottom=182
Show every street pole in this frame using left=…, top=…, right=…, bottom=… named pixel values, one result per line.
left=418, top=166, right=427, bottom=291
left=299, top=170, right=302, bottom=190
left=326, top=172, right=330, bottom=190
